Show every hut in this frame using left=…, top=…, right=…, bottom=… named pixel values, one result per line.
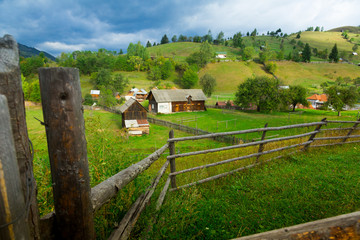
left=119, top=98, right=149, bottom=135
left=147, top=89, right=207, bottom=114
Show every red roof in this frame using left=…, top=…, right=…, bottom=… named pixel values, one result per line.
left=307, top=94, right=327, bottom=102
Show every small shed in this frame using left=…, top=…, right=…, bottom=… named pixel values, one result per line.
left=90, top=90, right=100, bottom=99
left=147, top=89, right=207, bottom=114
left=119, top=98, right=149, bottom=135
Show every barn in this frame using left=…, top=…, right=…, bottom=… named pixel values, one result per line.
left=147, top=89, right=207, bottom=114
left=119, top=98, right=149, bottom=135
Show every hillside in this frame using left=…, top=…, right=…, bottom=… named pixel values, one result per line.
left=18, top=43, right=56, bottom=61
left=329, top=26, right=360, bottom=33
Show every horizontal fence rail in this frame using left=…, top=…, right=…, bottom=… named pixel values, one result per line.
left=167, top=122, right=328, bottom=143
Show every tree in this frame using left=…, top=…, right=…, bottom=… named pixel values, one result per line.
left=215, top=31, right=225, bottom=45
left=98, top=86, right=117, bottom=107
left=199, top=74, right=217, bottom=97
left=232, top=32, right=244, bottom=49
left=181, top=68, right=198, bottom=89
left=171, top=35, right=177, bottom=42
left=242, top=46, right=255, bottom=60
left=146, top=41, right=152, bottom=48
left=352, top=44, right=358, bottom=52
left=84, top=93, right=94, bottom=105
left=250, top=28, right=257, bottom=37
left=296, top=32, right=301, bottom=39
left=148, top=66, right=162, bottom=80
left=127, top=42, right=149, bottom=60
left=160, top=60, right=174, bottom=80
left=329, top=44, right=339, bottom=63
left=325, top=85, right=359, bottom=116
left=29, top=81, right=41, bottom=102
left=127, top=56, right=143, bottom=72
left=161, top=34, right=169, bottom=44
left=112, top=73, right=129, bottom=94
left=235, top=76, right=281, bottom=112
left=186, top=41, right=213, bottom=68
left=284, top=85, right=308, bottom=111
left=264, top=61, right=277, bottom=74
left=314, top=26, right=320, bottom=31
left=302, top=43, right=311, bottom=62
left=202, top=30, right=213, bottom=43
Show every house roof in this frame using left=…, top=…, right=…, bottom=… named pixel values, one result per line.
left=90, top=90, right=100, bottom=95
left=307, top=94, right=327, bottom=102
left=147, top=89, right=207, bottom=103
left=119, top=98, right=147, bottom=113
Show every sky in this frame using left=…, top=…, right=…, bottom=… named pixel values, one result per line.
left=1, top=0, right=359, bottom=57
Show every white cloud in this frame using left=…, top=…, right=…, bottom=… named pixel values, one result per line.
left=36, top=42, right=90, bottom=54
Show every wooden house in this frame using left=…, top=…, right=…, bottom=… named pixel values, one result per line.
left=119, top=98, right=149, bottom=135
left=147, top=89, right=207, bottom=114
left=125, top=88, right=148, bottom=102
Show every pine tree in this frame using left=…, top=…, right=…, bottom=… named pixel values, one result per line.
left=160, top=34, right=169, bottom=44
left=329, top=44, right=339, bottom=63
left=302, top=43, right=311, bottom=62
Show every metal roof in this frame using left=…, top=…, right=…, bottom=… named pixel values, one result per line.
left=148, top=89, right=207, bottom=103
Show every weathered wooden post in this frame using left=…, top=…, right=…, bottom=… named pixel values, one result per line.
left=342, top=118, right=360, bottom=143
left=0, top=34, right=40, bottom=239
left=303, top=118, right=327, bottom=151
left=256, top=123, right=268, bottom=162
left=38, top=67, right=95, bottom=239
left=0, top=95, right=31, bottom=239
left=169, top=130, right=177, bottom=188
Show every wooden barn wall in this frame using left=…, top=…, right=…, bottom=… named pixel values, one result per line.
left=171, top=101, right=205, bottom=112
left=121, top=103, right=147, bottom=127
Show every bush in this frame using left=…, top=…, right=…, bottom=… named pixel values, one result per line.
left=265, top=61, right=277, bottom=74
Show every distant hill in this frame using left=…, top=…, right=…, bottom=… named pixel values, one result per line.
left=18, top=43, right=56, bottom=61
left=328, top=26, right=360, bottom=34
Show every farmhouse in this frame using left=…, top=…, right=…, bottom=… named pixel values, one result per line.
left=216, top=52, right=227, bottom=59
left=147, top=89, right=207, bottom=114
left=307, top=94, right=328, bottom=109
left=125, top=88, right=148, bottom=102
left=119, top=98, right=149, bottom=135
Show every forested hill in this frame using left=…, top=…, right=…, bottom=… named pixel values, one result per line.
left=18, top=43, right=56, bottom=61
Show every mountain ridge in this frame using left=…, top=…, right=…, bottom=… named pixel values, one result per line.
left=18, top=43, right=56, bottom=61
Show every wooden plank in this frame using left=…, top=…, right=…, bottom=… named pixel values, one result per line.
left=0, top=34, right=40, bottom=239
left=168, top=122, right=327, bottom=142
left=169, top=130, right=177, bottom=188
left=0, top=95, right=31, bottom=239
left=342, top=118, right=360, bottom=143
left=109, top=160, right=169, bottom=240
left=320, top=127, right=355, bottom=132
left=314, top=135, right=360, bottom=141
left=38, top=67, right=95, bottom=239
left=325, top=120, right=360, bottom=123
left=310, top=140, right=360, bottom=148
left=167, top=131, right=318, bottom=160
left=91, top=143, right=168, bottom=212
left=170, top=141, right=312, bottom=176
left=170, top=151, right=300, bottom=191
left=303, top=118, right=327, bottom=151
left=156, top=177, right=171, bottom=211
left=235, top=211, right=360, bottom=240
left=256, top=123, right=268, bottom=162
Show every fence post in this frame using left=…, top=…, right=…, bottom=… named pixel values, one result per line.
left=303, top=118, right=327, bottom=151
left=38, top=68, right=95, bottom=239
left=0, top=95, right=31, bottom=239
left=256, top=123, right=268, bottom=162
left=342, top=118, right=360, bottom=143
left=0, top=34, right=40, bottom=239
left=169, top=130, right=177, bottom=188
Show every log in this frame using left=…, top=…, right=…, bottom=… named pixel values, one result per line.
left=0, top=34, right=40, bottom=239
left=325, top=120, right=360, bottom=124
left=170, top=141, right=312, bottom=176
left=303, top=118, right=326, bottom=151
left=168, top=122, right=327, bottom=142
left=235, top=211, right=360, bottom=240
left=38, top=67, right=95, bottom=239
left=342, top=118, right=360, bottom=143
left=91, top=143, right=168, bottom=211
left=319, top=127, right=355, bottom=132
left=256, top=123, right=268, bottom=162
left=167, top=131, right=318, bottom=160
left=0, top=95, right=31, bottom=239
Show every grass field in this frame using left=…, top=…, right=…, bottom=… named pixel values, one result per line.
left=27, top=106, right=360, bottom=239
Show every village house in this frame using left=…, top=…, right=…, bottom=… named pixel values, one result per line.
left=216, top=52, right=227, bottom=59
left=307, top=94, right=328, bottom=109
left=147, top=89, right=207, bottom=114
left=90, top=90, right=100, bottom=100
left=119, top=98, right=149, bottom=135
left=216, top=100, right=235, bottom=107
left=125, top=88, right=148, bottom=102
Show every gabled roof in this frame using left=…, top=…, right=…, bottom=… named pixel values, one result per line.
left=147, top=89, right=207, bottom=103
left=119, top=98, right=147, bottom=113
left=307, top=94, right=327, bottom=102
